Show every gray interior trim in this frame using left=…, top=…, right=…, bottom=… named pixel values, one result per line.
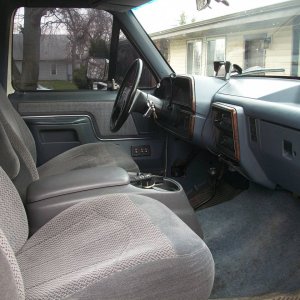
left=17, top=101, right=139, bottom=137
left=27, top=166, right=130, bottom=203
left=22, top=115, right=149, bottom=141
left=26, top=177, right=203, bottom=236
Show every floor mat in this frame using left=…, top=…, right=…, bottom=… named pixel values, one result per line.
left=197, top=184, right=300, bottom=299
left=188, top=181, right=242, bottom=210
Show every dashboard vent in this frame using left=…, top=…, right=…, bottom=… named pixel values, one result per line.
left=212, top=103, right=240, bottom=162
left=249, top=117, right=258, bottom=142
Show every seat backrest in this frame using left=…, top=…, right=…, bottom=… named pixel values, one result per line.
left=0, top=167, right=28, bottom=252
left=0, top=87, right=36, bottom=162
left=0, top=86, right=39, bottom=199
left=0, top=122, right=20, bottom=179
left=0, top=167, right=28, bottom=299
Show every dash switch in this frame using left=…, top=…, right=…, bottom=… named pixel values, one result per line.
left=131, top=145, right=151, bottom=157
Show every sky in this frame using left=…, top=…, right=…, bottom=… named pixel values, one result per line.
left=133, top=0, right=292, bottom=33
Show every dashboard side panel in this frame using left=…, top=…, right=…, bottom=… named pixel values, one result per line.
left=259, top=120, right=300, bottom=194
left=234, top=106, right=275, bottom=189
left=209, top=102, right=275, bottom=188
left=214, top=93, right=300, bottom=131
left=213, top=77, right=300, bottom=193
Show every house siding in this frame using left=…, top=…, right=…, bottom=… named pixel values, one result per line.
left=226, top=34, right=245, bottom=69
left=226, top=27, right=292, bottom=74
left=15, top=60, right=72, bottom=81
left=39, top=61, right=71, bottom=81
left=167, top=25, right=293, bottom=76
left=152, top=2, right=300, bottom=77
left=13, top=34, right=73, bottom=82
left=265, top=26, right=292, bottom=76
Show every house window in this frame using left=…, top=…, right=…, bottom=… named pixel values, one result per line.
left=244, top=39, right=266, bottom=70
left=187, top=40, right=202, bottom=75
left=206, top=38, right=226, bottom=76
left=243, top=33, right=267, bottom=71
left=51, top=64, right=57, bottom=76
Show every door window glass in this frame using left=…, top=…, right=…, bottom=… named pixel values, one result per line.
left=12, top=7, right=156, bottom=91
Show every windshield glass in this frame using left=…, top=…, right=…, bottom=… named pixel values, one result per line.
left=133, top=0, right=300, bottom=78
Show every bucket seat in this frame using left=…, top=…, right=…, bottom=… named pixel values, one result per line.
left=0, top=86, right=139, bottom=198
left=0, top=166, right=214, bottom=300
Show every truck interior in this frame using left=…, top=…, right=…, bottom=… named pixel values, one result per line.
left=0, top=0, right=300, bottom=299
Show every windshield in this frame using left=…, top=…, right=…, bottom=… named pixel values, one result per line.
left=133, top=0, right=300, bottom=78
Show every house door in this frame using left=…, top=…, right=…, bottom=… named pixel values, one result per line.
left=244, top=39, right=265, bottom=69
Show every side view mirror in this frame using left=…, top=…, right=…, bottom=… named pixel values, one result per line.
left=86, top=58, right=109, bottom=82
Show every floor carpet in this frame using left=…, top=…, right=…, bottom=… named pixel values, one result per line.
left=197, top=184, right=300, bottom=298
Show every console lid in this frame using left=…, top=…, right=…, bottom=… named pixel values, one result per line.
left=27, top=166, right=130, bottom=203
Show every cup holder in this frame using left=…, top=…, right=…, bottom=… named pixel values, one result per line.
left=153, top=178, right=181, bottom=192
left=131, top=175, right=181, bottom=192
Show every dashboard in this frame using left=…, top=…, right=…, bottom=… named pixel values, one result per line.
left=154, top=74, right=300, bottom=195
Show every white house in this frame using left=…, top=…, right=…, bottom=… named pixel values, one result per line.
left=151, top=0, right=300, bottom=77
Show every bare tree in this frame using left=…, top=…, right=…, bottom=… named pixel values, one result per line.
left=20, top=8, right=48, bottom=90
left=179, top=12, right=187, bottom=25
left=50, top=9, right=113, bottom=71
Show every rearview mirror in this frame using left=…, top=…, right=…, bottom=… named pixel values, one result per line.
left=196, top=0, right=229, bottom=10
left=86, top=58, right=109, bottom=82
left=196, top=0, right=211, bottom=10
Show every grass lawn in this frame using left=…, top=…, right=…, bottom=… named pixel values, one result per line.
left=39, top=80, right=78, bottom=90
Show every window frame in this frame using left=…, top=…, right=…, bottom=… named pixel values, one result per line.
left=206, top=36, right=226, bottom=76
left=50, top=63, right=57, bottom=76
left=186, top=39, right=203, bottom=75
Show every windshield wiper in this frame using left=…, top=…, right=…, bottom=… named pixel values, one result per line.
left=232, top=67, right=285, bottom=77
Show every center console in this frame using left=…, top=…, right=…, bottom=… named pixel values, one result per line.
left=26, top=166, right=202, bottom=237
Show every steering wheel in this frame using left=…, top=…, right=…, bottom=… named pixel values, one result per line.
left=110, top=58, right=143, bottom=132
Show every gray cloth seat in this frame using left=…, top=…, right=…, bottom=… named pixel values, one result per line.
left=0, top=86, right=139, bottom=198
left=0, top=167, right=214, bottom=300
left=38, top=142, right=139, bottom=178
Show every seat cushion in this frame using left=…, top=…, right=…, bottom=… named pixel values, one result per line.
left=38, top=142, right=139, bottom=178
left=17, top=194, right=214, bottom=300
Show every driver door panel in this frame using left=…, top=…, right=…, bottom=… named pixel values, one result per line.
left=9, top=91, right=164, bottom=172
left=24, top=115, right=97, bottom=166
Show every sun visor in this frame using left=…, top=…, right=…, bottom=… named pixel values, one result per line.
left=93, top=0, right=151, bottom=11
left=16, top=0, right=150, bottom=11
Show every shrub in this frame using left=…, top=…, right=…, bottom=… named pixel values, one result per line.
left=73, top=66, right=88, bottom=89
